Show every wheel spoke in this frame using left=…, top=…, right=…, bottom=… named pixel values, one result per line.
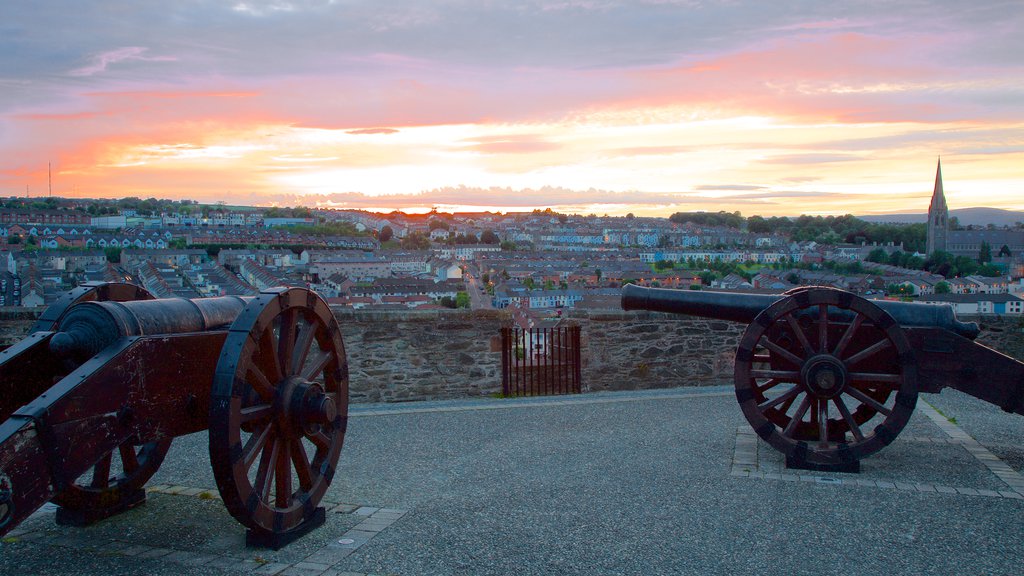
left=758, top=385, right=801, bottom=412
left=240, top=403, right=274, bottom=424
left=255, top=438, right=279, bottom=503
left=783, top=395, right=812, bottom=437
left=752, top=354, right=772, bottom=364
left=833, top=396, right=864, bottom=442
left=257, top=328, right=282, bottom=382
left=785, top=313, right=814, bottom=356
left=119, top=443, right=140, bottom=474
left=242, top=424, right=272, bottom=470
left=302, top=349, right=334, bottom=382
left=307, top=430, right=330, bottom=452
left=817, top=398, right=828, bottom=443
left=278, top=308, right=299, bottom=376
left=832, top=315, right=863, bottom=359
left=845, top=386, right=893, bottom=416
left=844, top=338, right=891, bottom=368
left=818, top=304, right=829, bottom=353
left=290, top=439, right=314, bottom=492
left=292, top=317, right=318, bottom=377
left=750, top=369, right=800, bottom=381
left=90, top=453, right=113, bottom=489
left=779, top=392, right=798, bottom=415
left=275, top=440, right=293, bottom=507
left=756, top=378, right=783, bottom=395
left=246, top=365, right=276, bottom=401
left=760, top=337, right=804, bottom=367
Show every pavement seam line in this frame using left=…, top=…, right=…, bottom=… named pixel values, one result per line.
left=918, top=400, right=1024, bottom=497
left=350, top=390, right=735, bottom=417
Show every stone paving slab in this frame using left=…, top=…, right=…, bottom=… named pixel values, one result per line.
left=3, top=387, right=1024, bottom=575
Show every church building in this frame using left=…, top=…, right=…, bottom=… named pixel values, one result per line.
left=925, top=159, right=1024, bottom=266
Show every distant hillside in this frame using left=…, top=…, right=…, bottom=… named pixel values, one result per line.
left=860, top=207, right=1024, bottom=227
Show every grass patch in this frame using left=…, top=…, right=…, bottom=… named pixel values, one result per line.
left=932, top=406, right=958, bottom=424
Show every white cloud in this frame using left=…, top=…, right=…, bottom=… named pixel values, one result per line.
left=69, top=47, right=177, bottom=77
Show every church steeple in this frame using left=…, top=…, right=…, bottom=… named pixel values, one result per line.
left=926, top=157, right=948, bottom=255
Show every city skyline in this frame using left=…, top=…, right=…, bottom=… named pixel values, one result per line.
left=2, top=2, right=1023, bottom=216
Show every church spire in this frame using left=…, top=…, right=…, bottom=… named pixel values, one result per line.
left=926, top=157, right=948, bottom=255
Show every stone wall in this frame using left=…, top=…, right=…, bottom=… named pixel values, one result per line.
left=1, top=307, right=1022, bottom=403
left=337, top=309, right=505, bottom=402
left=570, top=310, right=744, bottom=392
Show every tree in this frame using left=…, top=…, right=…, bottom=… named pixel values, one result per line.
left=998, top=244, right=1012, bottom=257
left=935, top=281, right=951, bottom=294
left=400, top=231, right=430, bottom=250
left=500, top=241, right=517, bottom=251
left=379, top=225, right=394, bottom=242
left=455, top=291, right=470, bottom=308
left=747, top=215, right=771, bottom=234
left=866, top=248, right=889, bottom=264
left=480, top=229, right=500, bottom=244
left=978, top=241, right=993, bottom=264
left=428, top=219, right=449, bottom=231
left=104, top=247, right=122, bottom=263
left=887, top=283, right=915, bottom=296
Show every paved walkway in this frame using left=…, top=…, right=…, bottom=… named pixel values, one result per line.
left=2, top=387, right=1023, bottom=575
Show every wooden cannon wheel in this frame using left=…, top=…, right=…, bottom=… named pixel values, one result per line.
left=734, top=287, right=919, bottom=466
left=209, top=287, right=348, bottom=537
left=47, top=282, right=173, bottom=519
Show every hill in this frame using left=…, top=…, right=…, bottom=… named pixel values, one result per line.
left=859, top=207, right=1024, bottom=227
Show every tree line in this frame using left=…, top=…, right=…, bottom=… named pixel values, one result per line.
left=669, top=211, right=927, bottom=252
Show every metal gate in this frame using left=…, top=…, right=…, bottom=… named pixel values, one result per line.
left=500, top=325, right=581, bottom=396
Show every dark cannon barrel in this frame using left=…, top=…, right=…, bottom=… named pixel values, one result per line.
left=621, top=284, right=980, bottom=339
left=49, top=296, right=251, bottom=361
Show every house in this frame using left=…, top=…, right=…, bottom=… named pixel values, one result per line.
left=240, top=259, right=304, bottom=291
left=434, top=260, right=463, bottom=282
left=918, top=293, right=1024, bottom=315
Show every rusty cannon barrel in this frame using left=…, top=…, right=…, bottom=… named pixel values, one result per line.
left=621, top=283, right=980, bottom=339
left=49, top=295, right=250, bottom=362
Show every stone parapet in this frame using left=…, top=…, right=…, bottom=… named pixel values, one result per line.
left=0, top=306, right=1021, bottom=403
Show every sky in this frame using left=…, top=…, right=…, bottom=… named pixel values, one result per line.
left=1, top=1, right=1023, bottom=217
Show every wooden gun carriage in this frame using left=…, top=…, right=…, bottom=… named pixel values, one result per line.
left=0, top=282, right=348, bottom=548
left=622, top=284, right=1024, bottom=472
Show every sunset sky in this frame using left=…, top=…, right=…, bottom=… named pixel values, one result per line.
left=2, top=1, right=1022, bottom=217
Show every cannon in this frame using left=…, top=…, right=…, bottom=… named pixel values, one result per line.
left=0, top=282, right=348, bottom=548
left=622, top=284, right=1024, bottom=472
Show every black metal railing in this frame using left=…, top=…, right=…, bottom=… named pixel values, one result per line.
left=500, top=325, right=581, bottom=396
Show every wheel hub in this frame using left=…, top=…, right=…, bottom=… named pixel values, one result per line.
left=800, top=354, right=848, bottom=399
left=276, top=378, right=336, bottom=437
